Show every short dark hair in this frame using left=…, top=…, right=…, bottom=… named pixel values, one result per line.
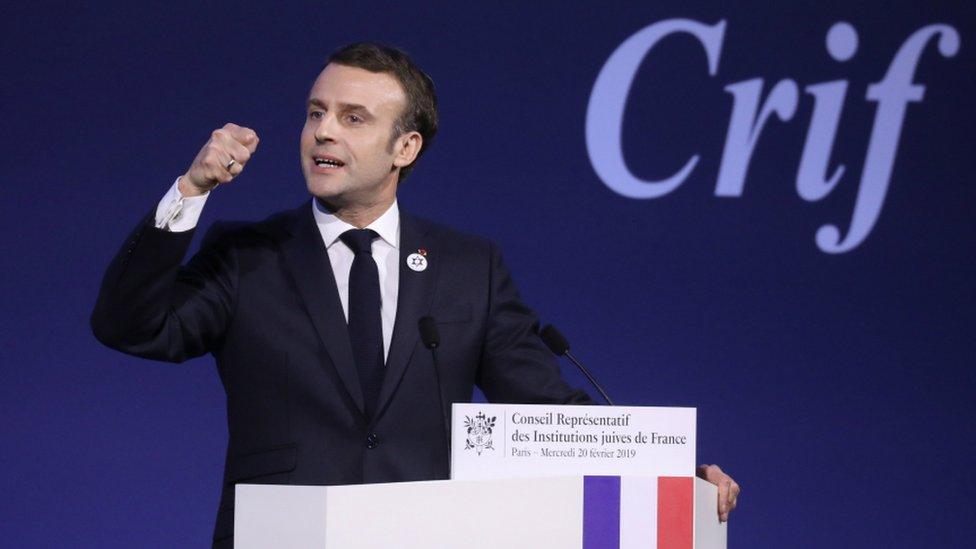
left=327, top=42, right=438, bottom=182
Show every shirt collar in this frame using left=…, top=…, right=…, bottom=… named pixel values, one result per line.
left=311, top=198, right=400, bottom=250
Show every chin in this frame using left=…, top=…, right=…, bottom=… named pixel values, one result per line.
left=306, top=178, right=346, bottom=201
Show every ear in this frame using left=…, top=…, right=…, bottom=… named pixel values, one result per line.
left=392, top=131, right=423, bottom=168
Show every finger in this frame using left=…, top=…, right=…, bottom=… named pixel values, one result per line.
left=209, top=156, right=235, bottom=183
left=205, top=163, right=234, bottom=185
left=241, top=128, right=259, bottom=153
left=223, top=138, right=252, bottom=173
left=208, top=138, right=249, bottom=184
left=223, top=151, right=245, bottom=177
left=211, top=143, right=235, bottom=173
left=717, top=476, right=730, bottom=521
left=729, top=481, right=740, bottom=509
left=197, top=142, right=232, bottom=185
left=213, top=130, right=252, bottom=166
left=226, top=158, right=243, bottom=177
left=222, top=122, right=260, bottom=153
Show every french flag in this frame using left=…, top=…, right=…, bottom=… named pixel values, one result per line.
left=583, top=476, right=694, bottom=549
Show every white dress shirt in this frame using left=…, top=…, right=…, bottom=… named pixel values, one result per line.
left=154, top=177, right=211, bottom=232
left=311, top=197, right=400, bottom=361
left=154, top=178, right=400, bottom=361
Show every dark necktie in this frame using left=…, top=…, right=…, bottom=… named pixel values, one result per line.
left=339, top=229, right=384, bottom=417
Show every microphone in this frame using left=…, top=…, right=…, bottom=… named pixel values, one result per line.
left=539, top=324, right=615, bottom=406
left=419, top=316, right=451, bottom=461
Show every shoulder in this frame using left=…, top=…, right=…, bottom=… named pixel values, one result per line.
left=199, top=203, right=307, bottom=251
left=401, top=211, right=499, bottom=258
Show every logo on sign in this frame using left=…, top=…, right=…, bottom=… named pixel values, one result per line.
left=464, top=412, right=497, bottom=455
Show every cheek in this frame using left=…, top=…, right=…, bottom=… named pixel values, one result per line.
left=300, top=125, right=314, bottom=146
left=358, top=135, right=394, bottom=161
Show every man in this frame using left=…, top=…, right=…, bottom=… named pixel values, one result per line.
left=92, top=43, right=738, bottom=547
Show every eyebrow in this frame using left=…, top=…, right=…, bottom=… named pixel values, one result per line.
left=307, top=98, right=373, bottom=116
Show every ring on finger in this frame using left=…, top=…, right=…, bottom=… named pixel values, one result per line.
left=226, top=158, right=237, bottom=171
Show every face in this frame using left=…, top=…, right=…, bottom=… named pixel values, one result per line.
left=300, top=63, right=419, bottom=208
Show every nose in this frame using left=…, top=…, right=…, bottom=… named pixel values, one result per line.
left=314, top=113, right=338, bottom=144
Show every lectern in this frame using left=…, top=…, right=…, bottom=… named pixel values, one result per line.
left=235, top=404, right=727, bottom=548
left=235, top=475, right=725, bottom=548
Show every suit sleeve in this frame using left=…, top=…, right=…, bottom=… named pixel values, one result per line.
left=90, top=212, right=237, bottom=362
left=476, top=242, right=595, bottom=405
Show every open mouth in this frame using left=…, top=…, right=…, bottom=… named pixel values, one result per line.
left=313, top=156, right=345, bottom=169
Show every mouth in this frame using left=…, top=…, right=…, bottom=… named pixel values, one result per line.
left=311, top=155, right=346, bottom=171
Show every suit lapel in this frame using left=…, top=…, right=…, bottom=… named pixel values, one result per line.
left=375, top=212, right=438, bottom=419
left=278, top=204, right=365, bottom=415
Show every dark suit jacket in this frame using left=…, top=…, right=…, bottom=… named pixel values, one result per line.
left=91, top=202, right=591, bottom=545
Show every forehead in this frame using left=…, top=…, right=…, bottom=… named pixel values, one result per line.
left=309, top=63, right=406, bottom=116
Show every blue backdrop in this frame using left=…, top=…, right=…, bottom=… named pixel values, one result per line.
left=2, top=1, right=973, bottom=546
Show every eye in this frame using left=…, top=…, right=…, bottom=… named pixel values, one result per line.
left=345, top=113, right=363, bottom=124
left=309, top=110, right=323, bottom=120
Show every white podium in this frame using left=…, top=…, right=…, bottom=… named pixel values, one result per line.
left=235, top=475, right=726, bottom=548
left=235, top=404, right=727, bottom=548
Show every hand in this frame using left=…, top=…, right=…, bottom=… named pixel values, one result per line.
left=697, top=464, right=740, bottom=522
left=180, top=122, right=259, bottom=197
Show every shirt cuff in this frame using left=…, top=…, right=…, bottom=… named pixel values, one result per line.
left=154, top=177, right=210, bottom=232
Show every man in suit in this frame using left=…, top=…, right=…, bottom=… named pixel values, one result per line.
left=92, top=43, right=739, bottom=546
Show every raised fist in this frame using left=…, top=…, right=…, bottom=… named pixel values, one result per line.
left=180, top=123, right=259, bottom=196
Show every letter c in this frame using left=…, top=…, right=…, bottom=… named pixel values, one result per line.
left=586, top=19, right=726, bottom=198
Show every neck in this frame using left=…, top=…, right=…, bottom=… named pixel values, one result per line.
left=316, top=195, right=395, bottom=228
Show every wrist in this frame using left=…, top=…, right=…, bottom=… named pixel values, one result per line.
left=178, top=174, right=210, bottom=198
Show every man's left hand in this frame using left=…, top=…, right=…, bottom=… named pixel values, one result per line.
left=696, top=464, right=740, bottom=522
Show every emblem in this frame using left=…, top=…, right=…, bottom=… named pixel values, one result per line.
left=464, top=412, right=497, bottom=455
left=406, top=252, right=428, bottom=272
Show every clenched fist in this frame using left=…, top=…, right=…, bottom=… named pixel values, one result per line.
left=179, top=123, right=259, bottom=197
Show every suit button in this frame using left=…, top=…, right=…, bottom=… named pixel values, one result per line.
left=365, top=433, right=380, bottom=449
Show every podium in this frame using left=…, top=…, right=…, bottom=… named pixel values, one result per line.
left=235, top=404, right=727, bottom=548
left=235, top=475, right=726, bottom=548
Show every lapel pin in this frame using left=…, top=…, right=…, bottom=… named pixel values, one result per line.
left=407, top=250, right=428, bottom=272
